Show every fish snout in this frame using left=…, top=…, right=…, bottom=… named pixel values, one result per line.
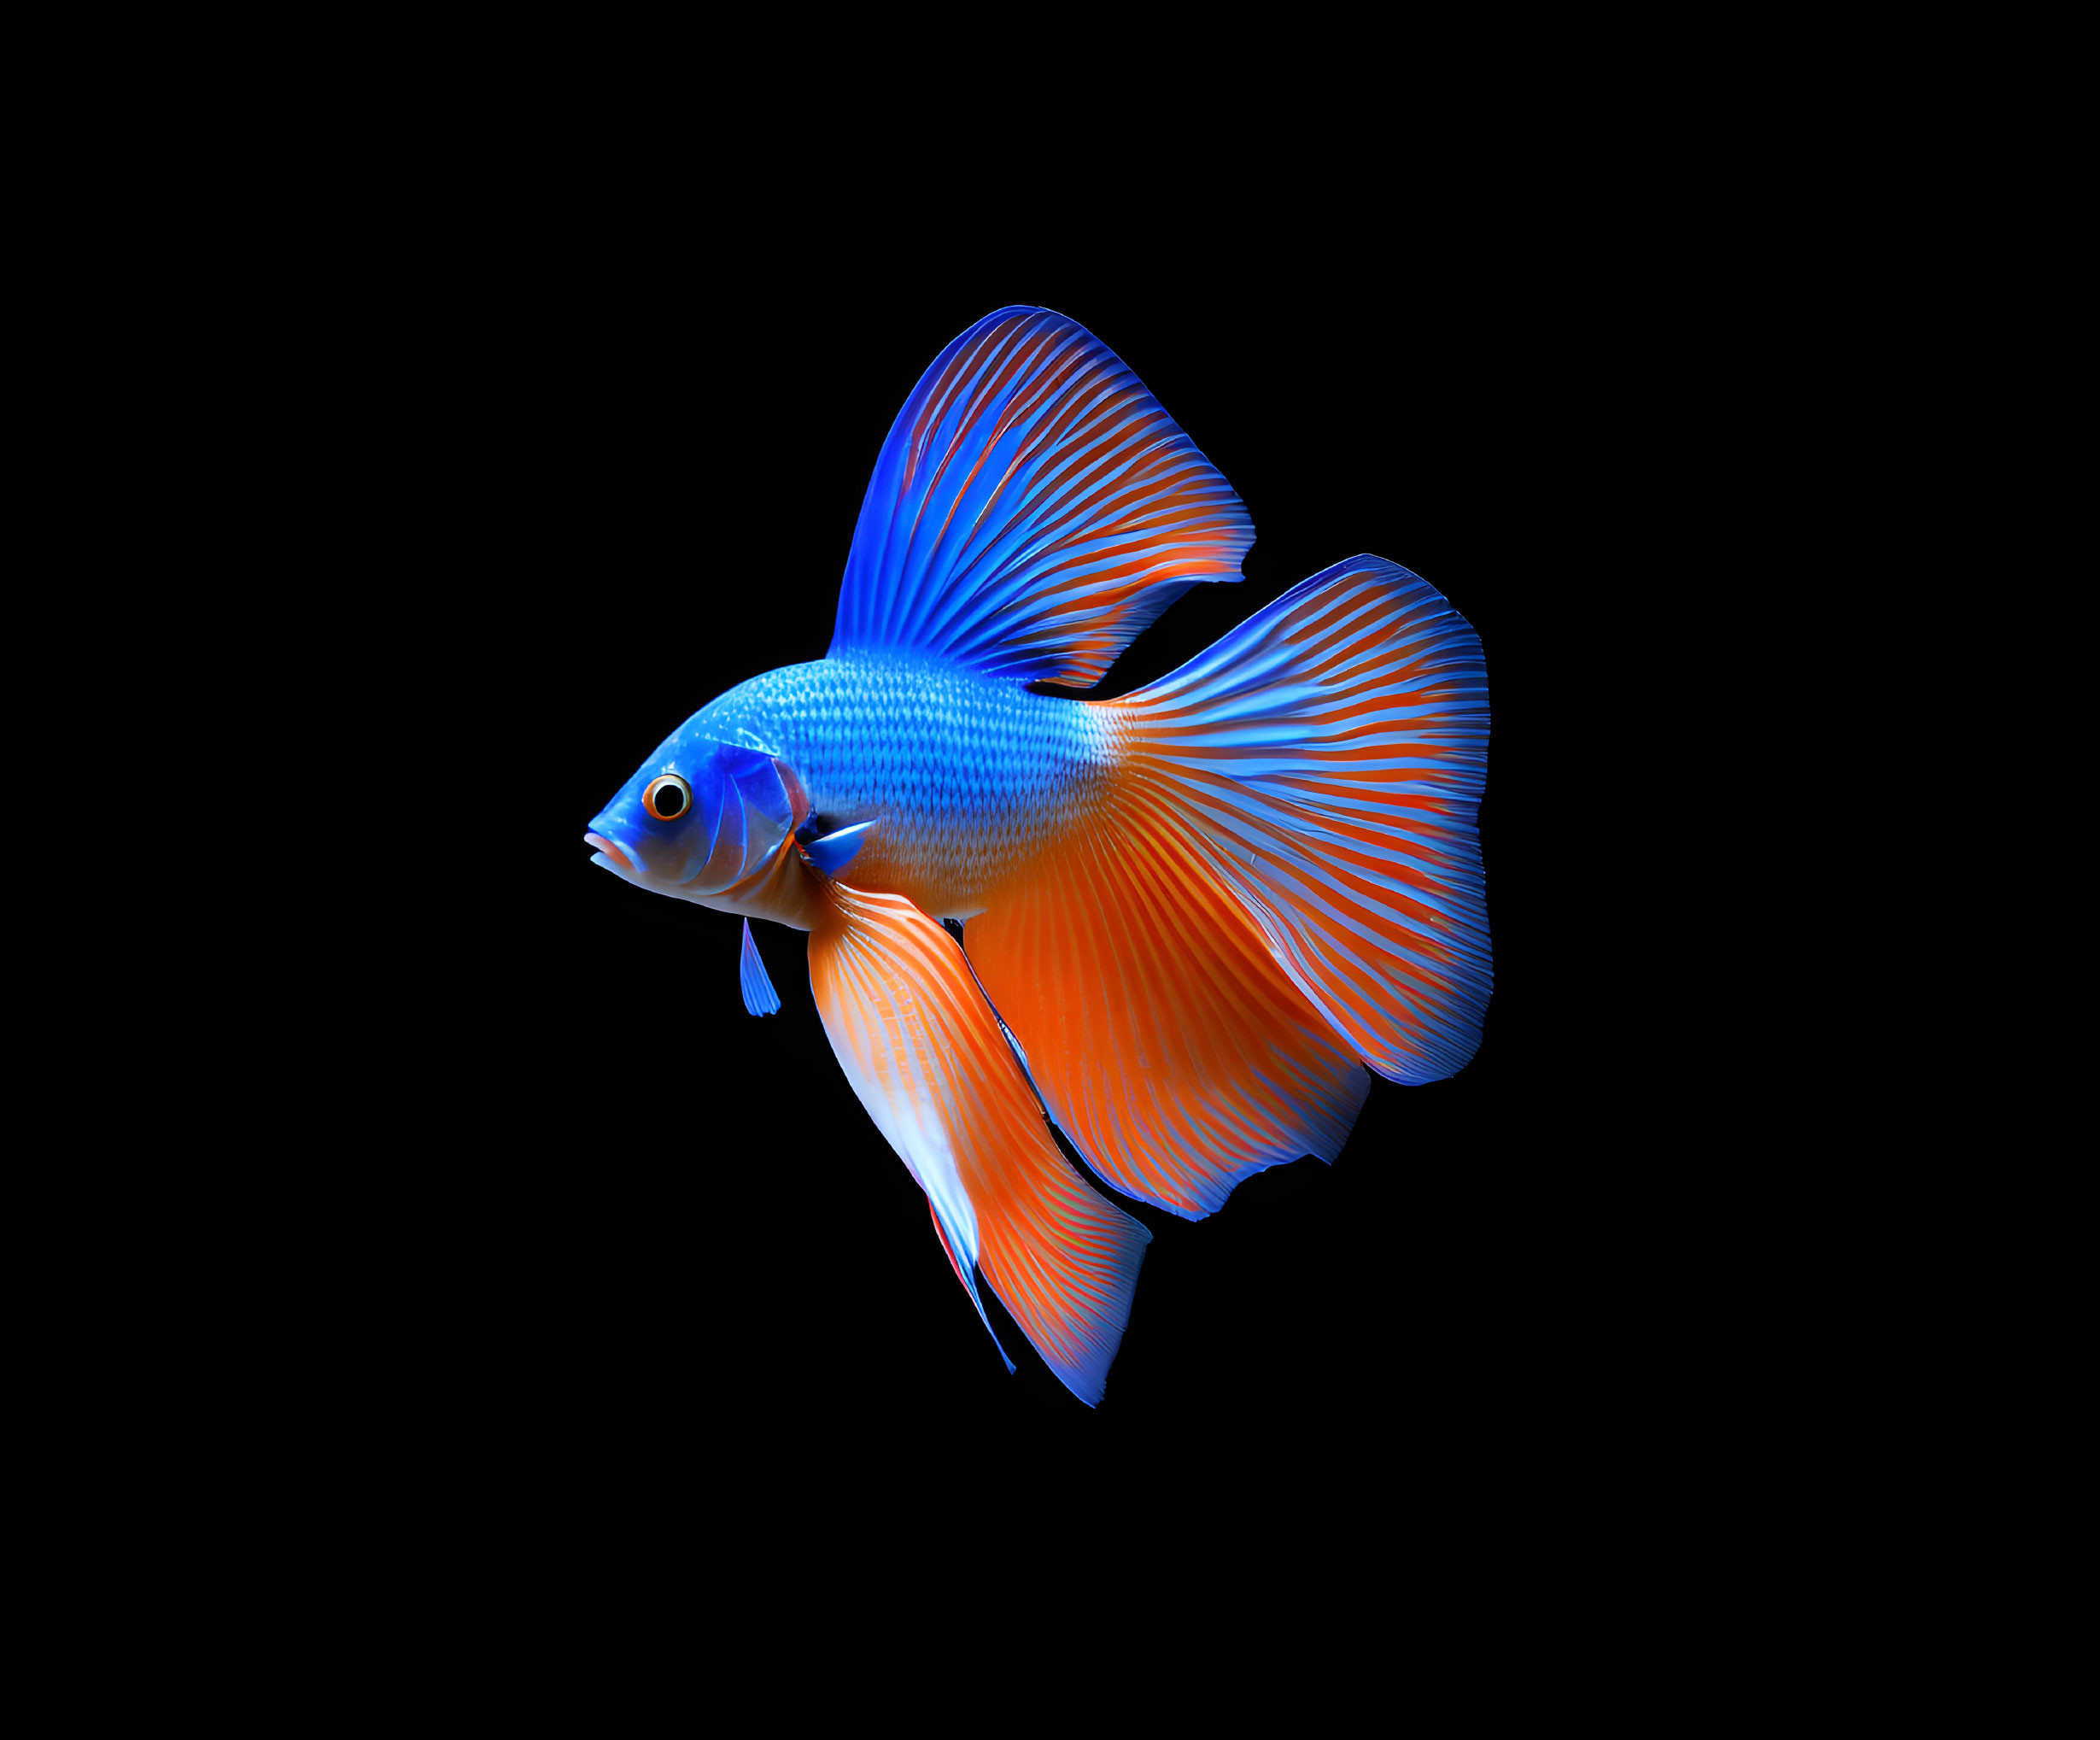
left=585, top=830, right=642, bottom=877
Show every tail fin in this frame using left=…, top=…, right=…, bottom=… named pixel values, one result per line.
left=963, top=791, right=1370, bottom=1222
left=962, top=554, right=1484, bottom=1222
left=1109, top=556, right=1490, bottom=1084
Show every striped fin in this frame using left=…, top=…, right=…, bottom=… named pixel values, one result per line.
left=925, top=1200, right=1014, bottom=1375
left=965, top=792, right=1372, bottom=1222
left=739, top=917, right=781, bottom=1016
left=1111, top=556, right=1490, bottom=1083
left=830, top=307, right=1251, bottom=688
left=807, top=882, right=1151, bottom=1403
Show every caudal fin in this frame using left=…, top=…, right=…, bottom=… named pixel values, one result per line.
left=1108, top=556, right=1490, bottom=1084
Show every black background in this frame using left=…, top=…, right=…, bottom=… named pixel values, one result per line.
left=415, top=233, right=1647, bottom=1504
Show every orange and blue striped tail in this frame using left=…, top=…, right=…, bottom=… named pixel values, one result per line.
left=967, top=555, right=1488, bottom=1222
left=1116, top=554, right=1490, bottom=1087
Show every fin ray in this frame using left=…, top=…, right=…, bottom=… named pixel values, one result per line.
left=1113, top=556, right=1491, bottom=1083
left=830, top=308, right=1251, bottom=688
left=808, top=882, right=1150, bottom=1403
left=967, top=781, right=1371, bottom=1222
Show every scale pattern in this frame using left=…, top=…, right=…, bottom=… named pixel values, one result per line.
left=692, top=655, right=1118, bottom=917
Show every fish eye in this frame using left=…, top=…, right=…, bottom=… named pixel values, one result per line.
left=644, top=773, right=693, bottom=821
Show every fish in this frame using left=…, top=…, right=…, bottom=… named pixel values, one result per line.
left=583, top=307, right=1490, bottom=1405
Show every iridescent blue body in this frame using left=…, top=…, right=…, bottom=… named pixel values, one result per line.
left=700, top=655, right=1118, bottom=918
left=596, top=654, right=1120, bottom=926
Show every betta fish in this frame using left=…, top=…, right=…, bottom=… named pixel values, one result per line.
left=584, top=308, right=1489, bottom=1404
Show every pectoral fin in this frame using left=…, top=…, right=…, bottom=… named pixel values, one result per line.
left=803, top=820, right=877, bottom=878
left=807, top=881, right=1151, bottom=1404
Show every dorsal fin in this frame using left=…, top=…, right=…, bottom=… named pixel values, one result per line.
left=829, top=307, right=1252, bottom=689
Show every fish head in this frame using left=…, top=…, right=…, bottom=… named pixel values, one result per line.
left=586, top=728, right=812, bottom=904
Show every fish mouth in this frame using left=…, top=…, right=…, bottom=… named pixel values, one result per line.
left=584, top=831, right=639, bottom=875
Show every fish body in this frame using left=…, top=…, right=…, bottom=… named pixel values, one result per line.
left=585, top=307, right=1490, bottom=1403
left=691, top=655, right=1118, bottom=923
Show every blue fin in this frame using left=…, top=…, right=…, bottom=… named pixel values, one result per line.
left=830, top=307, right=1252, bottom=689
left=804, top=819, right=877, bottom=878
left=739, top=917, right=781, bottom=1016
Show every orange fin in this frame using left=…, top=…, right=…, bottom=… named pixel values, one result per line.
left=966, top=796, right=1371, bottom=1222
left=808, top=882, right=1151, bottom=1404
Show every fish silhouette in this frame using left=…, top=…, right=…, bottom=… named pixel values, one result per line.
left=585, top=307, right=1489, bottom=1403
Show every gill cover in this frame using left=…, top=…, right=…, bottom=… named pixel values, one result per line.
left=683, top=741, right=804, bottom=893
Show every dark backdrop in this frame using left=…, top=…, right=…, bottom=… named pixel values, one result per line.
left=419, top=243, right=1632, bottom=1503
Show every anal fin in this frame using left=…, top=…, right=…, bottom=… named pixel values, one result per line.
left=808, top=882, right=1151, bottom=1404
left=927, top=1201, right=1015, bottom=1374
